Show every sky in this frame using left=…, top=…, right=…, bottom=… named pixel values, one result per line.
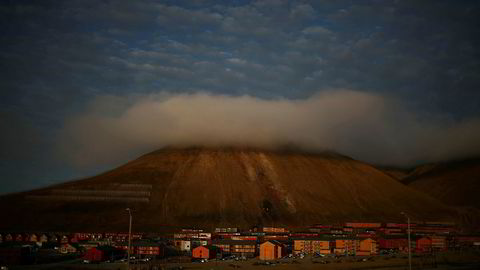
left=1, top=0, right=480, bottom=194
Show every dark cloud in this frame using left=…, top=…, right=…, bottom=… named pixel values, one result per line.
left=58, top=91, right=480, bottom=168
left=1, top=0, right=480, bottom=193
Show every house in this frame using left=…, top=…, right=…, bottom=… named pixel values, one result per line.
left=59, top=243, right=78, bottom=254
left=293, top=238, right=331, bottom=254
left=173, top=239, right=191, bottom=252
left=28, top=234, right=38, bottom=243
left=4, top=234, right=13, bottom=242
left=378, top=236, right=409, bottom=252
left=259, top=241, right=286, bottom=260
left=192, top=245, right=217, bottom=260
left=416, top=237, right=432, bottom=253
left=334, top=238, right=357, bottom=256
left=357, top=238, right=378, bottom=256
left=59, top=235, right=69, bottom=244
left=69, top=235, right=79, bottom=243
left=14, top=234, right=23, bottom=242
left=83, top=246, right=124, bottom=262
left=39, top=234, right=49, bottom=243
left=213, top=240, right=257, bottom=258
left=48, top=234, right=58, bottom=243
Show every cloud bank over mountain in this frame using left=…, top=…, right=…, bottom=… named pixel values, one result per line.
left=59, top=90, right=480, bottom=168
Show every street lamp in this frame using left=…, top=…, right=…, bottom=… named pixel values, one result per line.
left=401, top=212, right=412, bottom=270
left=126, top=208, right=132, bottom=270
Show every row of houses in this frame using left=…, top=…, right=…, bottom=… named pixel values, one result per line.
left=189, top=236, right=443, bottom=261
left=1, top=221, right=478, bottom=265
left=0, top=231, right=143, bottom=245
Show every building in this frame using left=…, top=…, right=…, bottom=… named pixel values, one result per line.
left=357, top=238, right=378, bottom=256
left=259, top=241, right=286, bottom=260
left=59, top=243, right=78, bottom=254
left=39, top=234, right=49, bottom=243
left=215, top=228, right=238, bottom=233
left=416, top=237, right=432, bottom=253
left=48, top=234, right=58, bottom=243
left=59, top=235, right=69, bottom=244
left=378, top=236, right=409, bottom=252
left=14, top=234, right=23, bottom=242
left=293, top=238, right=331, bottom=254
left=254, top=227, right=288, bottom=233
left=136, top=242, right=164, bottom=257
left=28, top=234, right=38, bottom=243
left=173, top=239, right=191, bottom=252
left=4, top=234, right=13, bottom=242
left=213, top=240, right=257, bottom=258
left=83, top=246, right=124, bottom=262
left=192, top=245, right=217, bottom=260
left=174, top=231, right=210, bottom=248
left=334, top=238, right=357, bottom=256
left=431, top=236, right=447, bottom=251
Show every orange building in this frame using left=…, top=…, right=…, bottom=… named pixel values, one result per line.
left=213, top=240, right=257, bottom=258
left=357, top=238, right=378, bottom=256
left=334, top=239, right=357, bottom=256
left=259, top=241, right=285, bottom=260
left=192, top=246, right=217, bottom=260
left=293, top=238, right=331, bottom=254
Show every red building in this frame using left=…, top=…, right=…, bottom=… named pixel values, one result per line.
left=416, top=237, right=432, bottom=253
left=192, top=246, right=217, bottom=260
left=83, top=246, right=124, bottom=262
left=378, top=237, right=409, bottom=252
left=135, top=242, right=164, bottom=257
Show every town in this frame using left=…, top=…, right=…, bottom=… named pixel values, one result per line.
left=1, top=220, right=479, bottom=269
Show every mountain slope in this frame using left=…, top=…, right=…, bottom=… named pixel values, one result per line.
left=0, top=147, right=456, bottom=232
left=405, top=158, right=480, bottom=209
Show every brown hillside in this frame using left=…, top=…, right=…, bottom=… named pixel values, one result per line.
left=0, top=147, right=456, bottom=232
left=378, top=167, right=410, bottom=181
left=406, top=158, right=480, bottom=209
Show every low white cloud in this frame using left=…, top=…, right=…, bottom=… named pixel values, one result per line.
left=58, top=90, right=480, bottom=168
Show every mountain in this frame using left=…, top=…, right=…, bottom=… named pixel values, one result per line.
left=0, top=147, right=458, bottom=232
left=404, top=158, right=480, bottom=210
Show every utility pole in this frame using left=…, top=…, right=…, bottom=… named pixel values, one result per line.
left=401, top=212, right=412, bottom=270
left=126, top=208, right=133, bottom=270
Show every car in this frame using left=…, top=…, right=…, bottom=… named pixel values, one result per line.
left=1, top=266, right=8, bottom=270
left=82, top=260, right=90, bottom=264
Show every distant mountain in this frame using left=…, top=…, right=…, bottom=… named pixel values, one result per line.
left=0, top=147, right=459, bottom=232
left=404, top=158, right=480, bottom=210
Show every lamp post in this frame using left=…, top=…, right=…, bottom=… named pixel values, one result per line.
left=401, top=212, right=412, bottom=270
left=126, top=208, right=132, bottom=270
